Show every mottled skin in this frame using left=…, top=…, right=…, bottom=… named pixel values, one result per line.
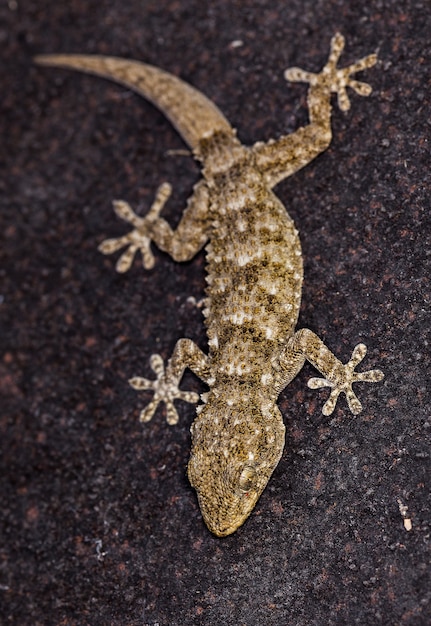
left=36, top=34, right=384, bottom=536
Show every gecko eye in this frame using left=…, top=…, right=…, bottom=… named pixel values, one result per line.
left=238, top=464, right=257, bottom=493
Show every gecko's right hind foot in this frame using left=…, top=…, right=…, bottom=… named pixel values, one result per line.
left=129, top=354, right=199, bottom=425
left=98, top=182, right=172, bottom=272
left=284, top=32, right=377, bottom=111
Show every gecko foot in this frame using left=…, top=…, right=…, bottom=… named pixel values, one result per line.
left=284, top=32, right=377, bottom=111
left=129, top=354, right=199, bottom=425
left=98, top=182, right=172, bottom=272
left=307, top=343, right=384, bottom=416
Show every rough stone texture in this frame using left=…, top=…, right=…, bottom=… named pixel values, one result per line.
left=1, top=1, right=430, bottom=624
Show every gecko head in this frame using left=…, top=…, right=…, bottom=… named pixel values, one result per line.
left=187, top=397, right=285, bottom=537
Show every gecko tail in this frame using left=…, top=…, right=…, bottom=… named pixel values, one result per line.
left=34, top=54, right=234, bottom=153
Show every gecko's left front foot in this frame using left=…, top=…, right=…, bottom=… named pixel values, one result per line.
left=129, top=354, right=199, bottom=425
left=308, top=343, right=384, bottom=416
left=284, top=32, right=377, bottom=111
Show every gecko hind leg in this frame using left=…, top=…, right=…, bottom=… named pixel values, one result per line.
left=284, top=32, right=377, bottom=112
left=98, top=182, right=172, bottom=272
left=129, top=339, right=211, bottom=425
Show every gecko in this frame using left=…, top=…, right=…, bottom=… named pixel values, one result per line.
left=35, top=33, right=384, bottom=537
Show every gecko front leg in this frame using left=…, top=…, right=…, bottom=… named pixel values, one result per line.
left=275, top=329, right=384, bottom=416
left=130, top=339, right=212, bottom=425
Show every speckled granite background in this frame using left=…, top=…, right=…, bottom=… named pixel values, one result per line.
left=1, top=1, right=430, bottom=624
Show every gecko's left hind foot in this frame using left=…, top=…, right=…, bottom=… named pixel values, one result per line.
left=284, top=32, right=377, bottom=111
left=129, top=354, right=199, bottom=425
left=308, top=343, right=384, bottom=416
left=98, top=182, right=172, bottom=272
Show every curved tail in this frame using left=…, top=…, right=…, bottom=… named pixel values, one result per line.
left=34, top=54, right=234, bottom=153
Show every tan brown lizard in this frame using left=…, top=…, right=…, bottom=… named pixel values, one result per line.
left=35, top=33, right=384, bottom=536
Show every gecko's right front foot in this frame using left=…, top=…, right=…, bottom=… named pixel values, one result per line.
left=284, top=32, right=377, bottom=111
left=129, top=354, right=199, bottom=425
left=98, top=182, right=172, bottom=272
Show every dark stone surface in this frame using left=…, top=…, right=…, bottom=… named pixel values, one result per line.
left=1, top=1, right=430, bottom=624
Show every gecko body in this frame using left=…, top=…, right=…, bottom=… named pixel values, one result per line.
left=36, top=34, right=384, bottom=536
